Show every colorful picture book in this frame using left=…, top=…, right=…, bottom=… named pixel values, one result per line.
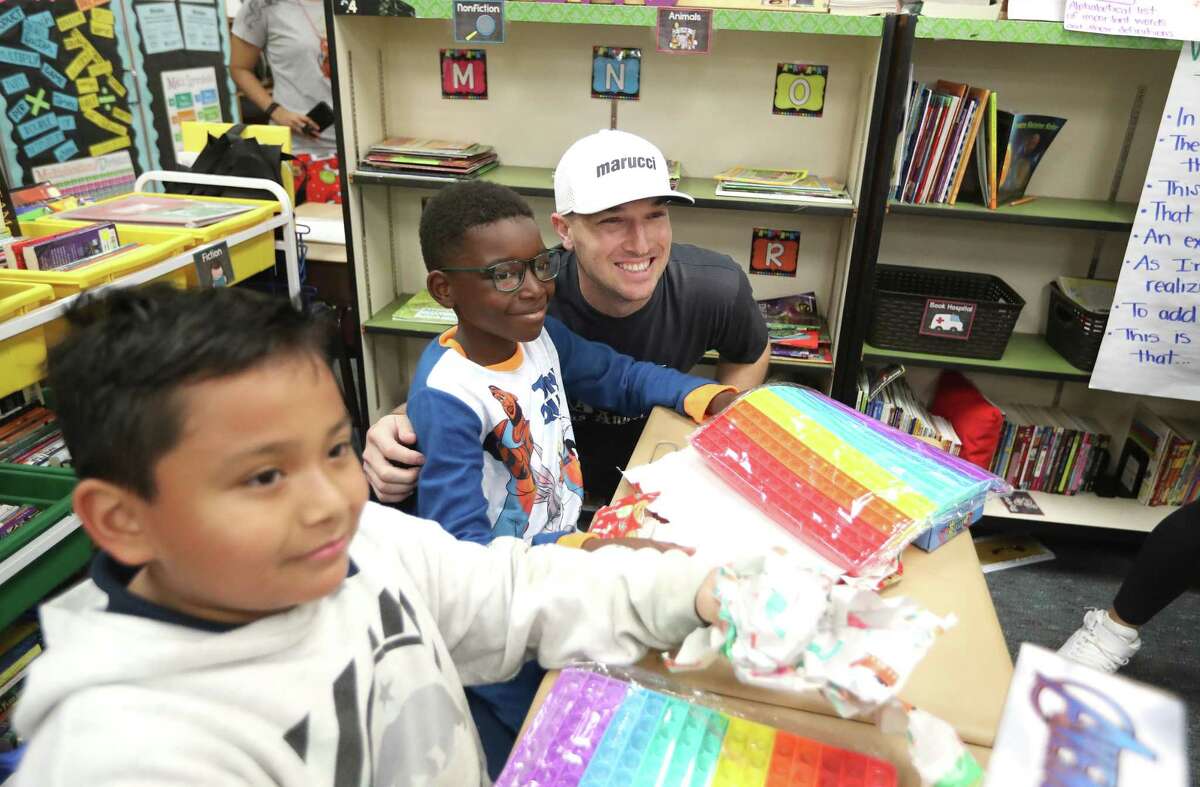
left=58, top=195, right=253, bottom=228
left=390, top=290, right=457, bottom=325
left=989, top=404, right=1111, bottom=496
left=8, top=223, right=121, bottom=272
left=756, top=293, right=832, bottom=363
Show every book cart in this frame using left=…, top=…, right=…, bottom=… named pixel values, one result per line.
left=326, top=2, right=904, bottom=421
left=0, top=171, right=302, bottom=645
left=832, top=17, right=1195, bottom=532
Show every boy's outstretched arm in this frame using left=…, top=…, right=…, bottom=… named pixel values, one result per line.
left=544, top=317, right=736, bottom=423
left=382, top=507, right=720, bottom=687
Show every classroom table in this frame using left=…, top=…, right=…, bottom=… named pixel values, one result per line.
left=613, top=408, right=1014, bottom=750
left=519, top=405, right=1013, bottom=785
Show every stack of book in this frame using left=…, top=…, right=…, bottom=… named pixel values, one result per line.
left=360, top=137, right=499, bottom=181
left=854, top=370, right=963, bottom=455
left=1115, top=404, right=1200, bottom=507
left=0, top=406, right=69, bottom=467
left=0, top=503, right=38, bottom=542
left=894, top=79, right=1066, bottom=208
left=989, top=405, right=1111, bottom=495
left=714, top=167, right=852, bottom=206
left=757, top=293, right=831, bottom=364
left=57, top=195, right=255, bottom=229
left=0, top=617, right=43, bottom=751
left=2, top=223, right=140, bottom=272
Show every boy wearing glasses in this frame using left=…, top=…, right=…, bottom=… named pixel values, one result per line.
left=410, top=181, right=734, bottom=771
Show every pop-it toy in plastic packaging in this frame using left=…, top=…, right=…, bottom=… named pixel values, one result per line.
left=688, top=385, right=1010, bottom=574
left=497, top=667, right=898, bottom=787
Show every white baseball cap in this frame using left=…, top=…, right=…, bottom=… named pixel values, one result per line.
left=554, top=129, right=694, bottom=215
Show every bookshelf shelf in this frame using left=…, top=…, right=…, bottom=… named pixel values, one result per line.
left=366, top=295, right=835, bottom=371
left=363, top=294, right=453, bottom=339
left=913, top=17, right=1181, bottom=51
left=984, top=490, right=1171, bottom=532
left=365, top=0, right=885, bottom=35
left=351, top=168, right=856, bottom=217
left=862, top=333, right=1091, bottom=381
left=887, top=197, right=1137, bottom=232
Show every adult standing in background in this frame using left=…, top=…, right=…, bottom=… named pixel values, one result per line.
left=230, top=0, right=337, bottom=158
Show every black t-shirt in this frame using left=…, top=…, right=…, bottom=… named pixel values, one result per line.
left=548, top=243, right=768, bottom=504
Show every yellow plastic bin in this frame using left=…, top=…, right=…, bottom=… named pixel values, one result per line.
left=0, top=281, right=56, bottom=398
left=36, top=193, right=280, bottom=288
left=3, top=220, right=194, bottom=342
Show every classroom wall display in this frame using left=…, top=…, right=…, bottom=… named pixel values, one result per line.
left=772, top=62, right=827, bottom=117
left=0, top=0, right=143, bottom=185
left=1090, top=45, right=1200, bottom=402
left=124, top=0, right=239, bottom=170
left=32, top=149, right=135, bottom=201
left=592, top=46, right=641, bottom=101
left=440, top=49, right=487, bottom=100
left=160, top=66, right=222, bottom=153
left=656, top=7, right=711, bottom=55
left=1065, top=1, right=1200, bottom=42
left=0, top=0, right=239, bottom=186
left=749, top=227, right=799, bottom=277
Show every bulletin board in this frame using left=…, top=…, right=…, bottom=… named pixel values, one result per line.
left=122, top=0, right=240, bottom=171
left=0, top=0, right=145, bottom=186
left=0, top=0, right=239, bottom=187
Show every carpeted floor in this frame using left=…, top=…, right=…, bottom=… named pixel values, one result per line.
left=975, top=518, right=1199, bottom=780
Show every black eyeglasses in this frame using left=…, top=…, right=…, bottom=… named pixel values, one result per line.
left=436, top=249, right=561, bottom=293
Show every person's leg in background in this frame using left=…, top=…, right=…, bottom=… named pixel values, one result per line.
left=1059, top=501, right=1200, bottom=672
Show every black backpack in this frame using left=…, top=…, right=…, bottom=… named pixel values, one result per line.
left=175, top=124, right=293, bottom=200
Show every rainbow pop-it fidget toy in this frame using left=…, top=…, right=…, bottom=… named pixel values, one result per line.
left=497, top=668, right=898, bottom=787
left=689, top=385, right=1008, bottom=574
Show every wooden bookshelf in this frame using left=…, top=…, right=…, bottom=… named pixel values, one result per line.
left=352, top=167, right=856, bottom=218
left=887, top=197, right=1137, bottom=232
left=984, top=490, right=1173, bottom=533
left=861, top=333, right=1091, bottom=381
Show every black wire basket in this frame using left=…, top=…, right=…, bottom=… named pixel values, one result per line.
left=868, top=264, right=1025, bottom=360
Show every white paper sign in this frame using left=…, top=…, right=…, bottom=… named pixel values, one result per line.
left=985, top=644, right=1188, bottom=787
left=1065, top=1, right=1200, bottom=42
left=1090, top=44, right=1200, bottom=401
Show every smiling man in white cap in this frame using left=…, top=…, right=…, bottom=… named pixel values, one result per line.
left=546, top=129, right=770, bottom=499
left=362, top=129, right=769, bottom=504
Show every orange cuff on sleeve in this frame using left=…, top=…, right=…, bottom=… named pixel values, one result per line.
left=683, top=384, right=738, bottom=423
left=556, top=531, right=597, bottom=549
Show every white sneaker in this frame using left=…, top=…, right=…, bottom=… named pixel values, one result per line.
left=1057, top=608, right=1142, bottom=673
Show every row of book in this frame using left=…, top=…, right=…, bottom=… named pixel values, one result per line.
left=0, top=406, right=69, bottom=468
left=989, top=405, right=1111, bottom=495
left=2, top=222, right=136, bottom=273
left=360, top=137, right=499, bottom=181
left=854, top=370, right=963, bottom=455
left=1117, top=405, right=1200, bottom=507
left=758, top=293, right=832, bottom=364
left=0, top=618, right=42, bottom=754
left=893, top=78, right=1065, bottom=208
left=714, top=167, right=852, bottom=207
